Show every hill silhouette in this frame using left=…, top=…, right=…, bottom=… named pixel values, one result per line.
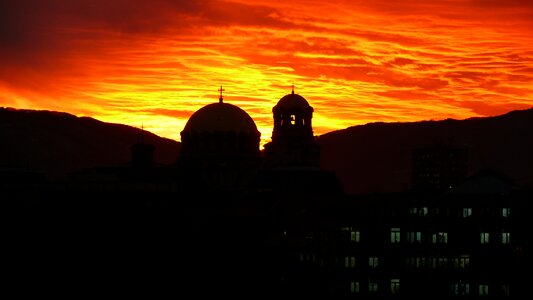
left=2, top=106, right=532, bottom=192
left=0, top=107, right=180, bottom=181
left=318, top=107, right=533, bottom=194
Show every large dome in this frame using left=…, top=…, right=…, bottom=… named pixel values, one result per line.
left=183, top=102, right=258, bottom=133
left=275, top=92, right=312, bottom=110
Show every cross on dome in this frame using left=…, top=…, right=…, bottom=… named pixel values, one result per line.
left=218, top=85, right=225, bottom=103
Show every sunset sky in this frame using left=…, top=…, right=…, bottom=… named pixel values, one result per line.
left=1, top=0, right=532, bottom=146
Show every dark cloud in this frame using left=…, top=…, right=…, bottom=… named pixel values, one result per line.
left=0, top=0, right=290, bottom=66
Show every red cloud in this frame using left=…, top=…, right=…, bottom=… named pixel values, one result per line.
left=0, top=0, right=532, bottom=144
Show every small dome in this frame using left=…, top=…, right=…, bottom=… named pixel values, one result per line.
left=183, top=102, right=258, bottom=133
left=275, top=92, right=312, bottom=110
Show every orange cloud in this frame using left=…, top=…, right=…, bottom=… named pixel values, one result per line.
left=1, top=0, right=532, bottom=147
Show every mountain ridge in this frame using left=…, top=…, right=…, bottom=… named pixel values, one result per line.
left=0, top=107, right=181, bottom=181
left=2, top=106, right=532, bottom=193
left=317, top=107, right=533, bottom=194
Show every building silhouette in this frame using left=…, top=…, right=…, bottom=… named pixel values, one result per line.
left=178, top=91, right=261, bottom=191
left=264, top=89, right=320, bottom=168
left=259, top=90, right=342, bottom=195
left=3, top=89, right=529, bottom=298
left=412, top=142, right=468, bottom=192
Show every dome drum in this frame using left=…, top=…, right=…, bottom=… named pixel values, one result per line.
left=181, top=130, right=260, bottom=157
left=180, top=102, right=260, bottom=160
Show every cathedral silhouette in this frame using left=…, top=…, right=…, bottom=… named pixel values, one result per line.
left=176, top=88, right=342, bottom=195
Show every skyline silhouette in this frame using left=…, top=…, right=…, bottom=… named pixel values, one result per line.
left=2, top=91, right=529, bottom=298
left=1, top=1, right=531, bottom=297
left=2, top=104, right=532, bottom=193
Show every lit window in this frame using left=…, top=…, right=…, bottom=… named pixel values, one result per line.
left=420, top=207, right=428, bottom=216
left=438, top=257, right=448, bottom=269
left=350, top=281, right=360, bottom=293
left=416, top=257, right=425, bottom=269
left=455, top=255, right=469, bottom=268
left=390, top=279, right=400, bottom=295
left=369, top=281, right=378, bottom=293
left=450, top=282, right=470, bottom=296
left=501, top=232, right=511, bottom=244
left=410, top=207, right=428, bottom=216
left=407, top=231, right=422, bottom=243
left=345, top=256, right=356, bottom=268
left=369, top=257, right=379, bottom=268
left=341, top=227, right=361, bottom=242
left=391, top=228, right=401, bottom=243
left=502, top=208, right=510, bottom=218
left=406, top=257, right=415, bottom=268
left=462, top=208, right=472, bottom=217
left=480, top=232, right=490, bottom=244
left=428, top=257, right=437, bottom=269
left=501, top=285, right=510, bottom=296
left=350, top=230, right=360, bottom=242
left=479, top=284, right=489, bottom=296
left=432, top=232, right=448, bottom=244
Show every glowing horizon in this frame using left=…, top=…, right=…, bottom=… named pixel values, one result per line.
left=1, top=0, right=532, bottom=146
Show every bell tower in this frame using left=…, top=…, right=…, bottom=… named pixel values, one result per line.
left=264, top=90, right=320, bottom=168
left=272, top=89, right=314, bottom=141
